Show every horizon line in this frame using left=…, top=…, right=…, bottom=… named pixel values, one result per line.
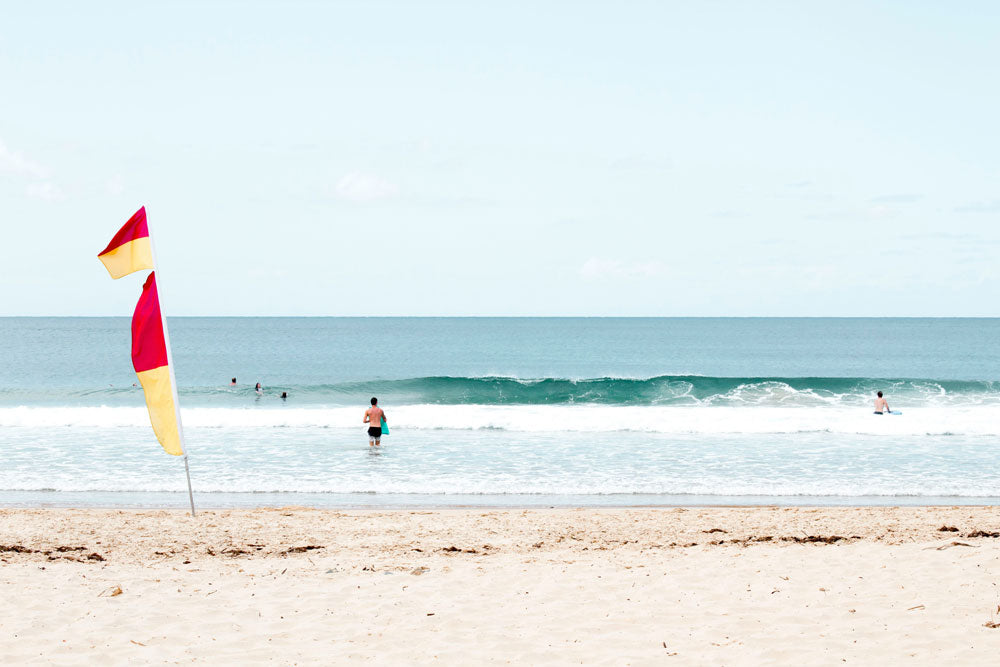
left=3, top=315, right=1000, bottom=319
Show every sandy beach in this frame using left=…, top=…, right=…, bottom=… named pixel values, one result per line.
left=2, top=507, right=1000, bottom=664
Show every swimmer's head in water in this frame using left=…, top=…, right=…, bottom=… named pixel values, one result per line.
left=371, top=397, right=378, bottom=405
left=877, top=391, right=883, bottom=398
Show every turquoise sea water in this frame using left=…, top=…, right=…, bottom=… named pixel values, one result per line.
left=2, top=317, right=1000, bottom=507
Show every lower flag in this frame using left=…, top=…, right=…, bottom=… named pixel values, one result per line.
left=131, top=272, right=184, bottom=456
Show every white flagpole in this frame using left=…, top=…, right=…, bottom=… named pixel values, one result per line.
left=145, top=216, right=196, bottom=517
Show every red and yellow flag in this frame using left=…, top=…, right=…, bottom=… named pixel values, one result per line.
left=97, top=207, right=154, bottom=279
left=131, top=272, right=183, bottom=456
left=98, top=207, right=184, bottom=457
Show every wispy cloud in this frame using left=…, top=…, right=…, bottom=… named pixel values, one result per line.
left=869, top=193, right=921, bottom=204
left=785, top=180, right=812, bottom=188
left=0, top=139, right=48, bottom=178
left=25, top=182, right=65, bottom=202
left=711, top=210, right=747, bottom=219
left=580, top=258, right=666, bottom=280
left=866, top=204, right=901, bottom=218
left=1, top=138, right=66, bottom=202
left=954, top=200, right=1000, bottom=213
left=898, top=231, right=1000, bottom=246
left=106, top=174, right=125, bottom=196
left=332, top=172, right=398, bottom=202
left=608, top=154, right=672, bottom=170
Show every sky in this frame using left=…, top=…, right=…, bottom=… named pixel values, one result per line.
left=1, top=1, right=999, bottom=316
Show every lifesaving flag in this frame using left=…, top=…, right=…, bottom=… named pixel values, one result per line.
left=98, top=209, right=194, bottom=513
left=130, top=272, right=184, bottom=455
left=97, top=206, right=154, bottom=279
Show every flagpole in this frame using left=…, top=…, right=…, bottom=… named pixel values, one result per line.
left=145, top=218, right=196, bottom=518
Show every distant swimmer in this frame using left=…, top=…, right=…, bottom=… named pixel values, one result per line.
left=255, top=382, right=263, bottom=395
left=231, top=377, right=237, bottom=386
left=280, top=391, right=288, bottom=400
left=874, top=391, right=890, bottom=414
left=363, top=397, right=386, bottom=447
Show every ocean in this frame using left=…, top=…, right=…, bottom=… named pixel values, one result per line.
left=2, top=317, right=1000, bottom=507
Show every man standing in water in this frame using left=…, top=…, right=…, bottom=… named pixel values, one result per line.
left=874, top=391, right=890, bottom=414
left=364, top=397, right=386, bottom=446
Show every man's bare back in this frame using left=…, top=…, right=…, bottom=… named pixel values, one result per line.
left=365, top=405, right=384, bottom=425
left=364, top=398, right=386, bottom=446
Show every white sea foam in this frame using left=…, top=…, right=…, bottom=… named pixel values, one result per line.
left=2, top=404, right=1000, bottom=436
left=4, top=476, right=1000, bottom=498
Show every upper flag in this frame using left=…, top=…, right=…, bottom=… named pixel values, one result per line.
left=98, top=207, right=154, bottom=279
left=131, top=272, right=184, bottom=456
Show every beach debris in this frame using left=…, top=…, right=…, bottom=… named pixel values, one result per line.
left=907, top=605, right=925, bottom=611
left=411, top=566, right=429, bottom=576
left=702, top=528, right=727, bottom=534
left=2, top=544, right=105, bottom=563
left=932, top=542, right=974, bottom=550
left=222, top=548, right=250, bottom=557
left=966, top=530, right=1000, bottom=538
left=1, top=545, right=37, bottom=553
left=532, top=542, right=543, bottom=549
left=98, top=585, right=123, bottom=597
left=937, top=525, right=959, bottom=532
left=985, top=621, right=1000, bottom=629
left=283, top=545, right=324, bottom=554
left=130, top=640, right=146, bottom=646
left=781, top=535, right=847, bottom=544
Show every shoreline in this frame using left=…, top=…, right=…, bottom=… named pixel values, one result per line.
left=4, top=491, right=1000, bottom=511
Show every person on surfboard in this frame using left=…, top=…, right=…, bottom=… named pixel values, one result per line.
left=874, top=391, right=890, bottom=414
left=364, top=397, right=387, bottom=447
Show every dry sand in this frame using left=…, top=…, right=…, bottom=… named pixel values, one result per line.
left=3, top=506, right=1000, bottom=664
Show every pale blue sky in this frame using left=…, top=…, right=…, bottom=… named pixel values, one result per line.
left=2, top=1, right=999, bottom=315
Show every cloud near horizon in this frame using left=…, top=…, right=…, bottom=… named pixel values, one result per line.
left=0, top=139, right=48, bottom=178
left=332, top=172, right=399, bottom=202
left=580, top=258, right=666, bottom=281
left=25, top=182, right=65, bottom=202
